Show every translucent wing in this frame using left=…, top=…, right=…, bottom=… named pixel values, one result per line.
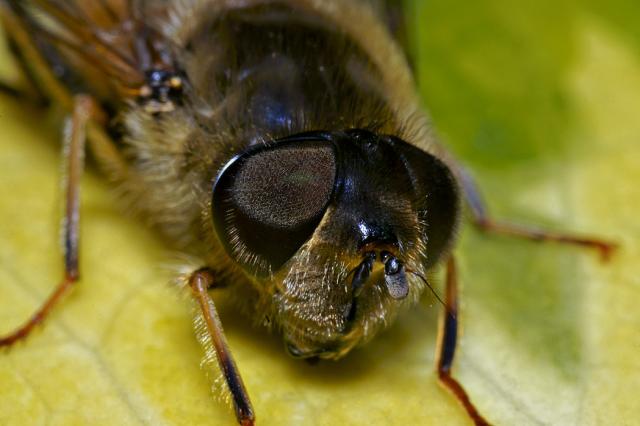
left=1, top=0, right=175, bottom=102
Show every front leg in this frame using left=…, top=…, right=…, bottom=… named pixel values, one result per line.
left=188, top=268, right=255, bottom=426
left=436, top=256, right=491, bottom=426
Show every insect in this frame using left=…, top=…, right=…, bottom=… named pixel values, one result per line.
left=0, top=1, right=616, bottom=425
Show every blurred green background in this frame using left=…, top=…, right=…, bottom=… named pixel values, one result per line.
left=408, top=0, right=640, bottom=424
left=409, top=0, right=640, bottom=164
left=407, top=0, right=636, bottom=161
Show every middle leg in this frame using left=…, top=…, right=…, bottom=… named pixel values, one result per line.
left=0, top=95, right=95, bottom=347
left=456, top=166, right=617, bottom=261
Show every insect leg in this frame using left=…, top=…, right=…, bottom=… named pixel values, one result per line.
left=0, top=2, right=73, bottom=108
left=0, top=33, right=49, bottom=104
left=0, top=77, right=48, bottom=105
left=436, top=256, right=491, bottom=426
left=0, top=80, right=25, bottom=99
left=0, top=35, right=42, bottom=102
left=457, top=166, right=616, bottom=261
left=188, top=268, right=255, bottom=426
left=0, top=95, right=94, bottom=348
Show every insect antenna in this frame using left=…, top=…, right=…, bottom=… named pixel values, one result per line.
left=406, top=269, right=454, bottom=318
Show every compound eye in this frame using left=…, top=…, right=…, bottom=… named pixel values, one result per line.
left=390, top=137, right=460, bottom=268
left=212, top=140, right=336, bottom=274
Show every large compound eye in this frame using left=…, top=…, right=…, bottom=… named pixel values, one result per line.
left=389, top=138, right=460, bottom=268
left=212, top=139, right=337, bottom=274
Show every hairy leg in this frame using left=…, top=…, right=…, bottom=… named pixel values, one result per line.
left=188, top=268, right=255, bottom=426
left=0, top=95, right=95, bottom=347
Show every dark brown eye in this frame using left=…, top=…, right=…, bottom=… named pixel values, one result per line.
left=388, top=137, right=460, bottom=268
left=212, top=139, right=336, bottom=274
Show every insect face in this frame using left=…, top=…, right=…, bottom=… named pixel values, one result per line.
left=212, top=129, right=460, bottom=359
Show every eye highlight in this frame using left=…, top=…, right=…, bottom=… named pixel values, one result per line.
left=212, top=139, right=337, bottom=274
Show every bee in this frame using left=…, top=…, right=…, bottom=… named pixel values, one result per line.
left=0, top=1, right=615, bottom=425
